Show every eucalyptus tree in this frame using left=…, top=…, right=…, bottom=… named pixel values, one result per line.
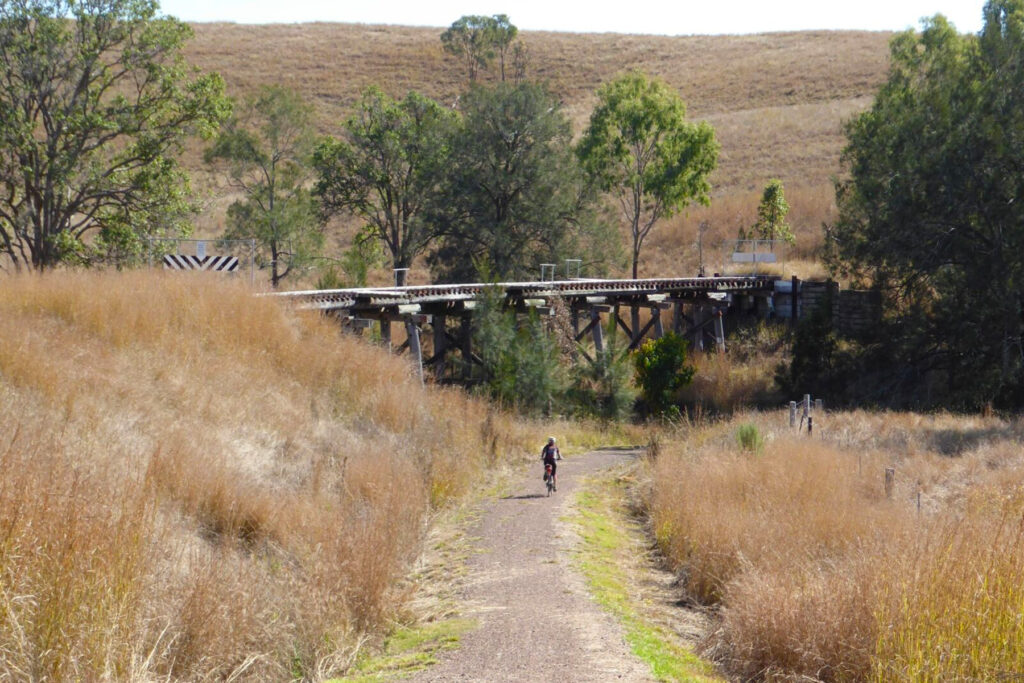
left=578, top=71, right=718, bottom=281
left=441, top=14, right=518, bottom=83
left=313, top=88, right=455, bottom=283
left=0, top=0, right=228, bottom=271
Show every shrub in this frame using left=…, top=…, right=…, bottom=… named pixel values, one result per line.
left=472, top=285, right=565, bottom=415
left=566, top=324, right=635, bottom=420
left=633, top=332, right=694, bottom=417
left=735, top=423, right=763, bottom=453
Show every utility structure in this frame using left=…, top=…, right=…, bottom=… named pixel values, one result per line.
left=273, top=275, right=777, bottom=383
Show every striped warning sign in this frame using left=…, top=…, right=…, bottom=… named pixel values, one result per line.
left=162, top=254, right=239, bottom=272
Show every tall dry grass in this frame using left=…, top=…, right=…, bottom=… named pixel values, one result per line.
left=677, top=322, right=787, bottom=413
left=645, top=411, right=1024, bottom=681
left=0, top=271, right=534, bottom=680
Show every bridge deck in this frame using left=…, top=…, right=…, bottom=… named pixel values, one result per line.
left=273, top=276, right=778, bottom=312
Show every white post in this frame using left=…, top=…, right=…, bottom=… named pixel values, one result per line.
left=789, top=401, right=797, bottom=428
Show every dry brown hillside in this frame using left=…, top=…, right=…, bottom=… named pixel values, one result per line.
left=183, top=23, right=894, bottom=279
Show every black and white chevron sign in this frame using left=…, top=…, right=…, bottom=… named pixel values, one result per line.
left=162, top=254, right=239, bottom=272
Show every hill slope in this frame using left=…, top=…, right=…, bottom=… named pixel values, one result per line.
left=182, top=23, right=894, bottom=277
left=0, top=272, right=531, bottom=679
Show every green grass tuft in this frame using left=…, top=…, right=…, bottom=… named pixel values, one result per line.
left=332, top=618, right=476, bottom=682
left=570, top=471, right=720, bottom=682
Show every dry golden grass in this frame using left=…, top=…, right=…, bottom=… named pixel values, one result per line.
left=0, top=271, right=538, bottom=679
left=177, top=23, right=892, bottom=282
left=645, top=411, right=1024, bottom=681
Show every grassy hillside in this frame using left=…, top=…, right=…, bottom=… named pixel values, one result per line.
left=180, top=24, right=893, bottom=281
left=0, top=272, right=542, bottom=679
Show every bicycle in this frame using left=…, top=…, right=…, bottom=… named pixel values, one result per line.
left=544, top=463, right=555, bottom=496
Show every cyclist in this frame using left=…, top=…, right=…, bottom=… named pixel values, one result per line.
left=541, top=437, right=561, bottom=491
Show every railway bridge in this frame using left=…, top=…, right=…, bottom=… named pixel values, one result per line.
left=273, top=275, right=781, bottom=382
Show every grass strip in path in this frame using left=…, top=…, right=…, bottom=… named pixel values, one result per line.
left=336, top=617, right=477, bottom=682
left=569, top=465, right=721, bottom=683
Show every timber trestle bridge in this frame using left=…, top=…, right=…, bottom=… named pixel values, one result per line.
left=273, top=275, right=781, bottom=382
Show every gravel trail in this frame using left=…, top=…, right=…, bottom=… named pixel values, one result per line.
left=410, top=448, right=653, bottom=682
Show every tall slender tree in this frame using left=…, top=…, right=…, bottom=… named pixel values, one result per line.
left=489, top=14, right=518, bottom=82
left=206, top=85, right=321, bottom=288
left=751, top=179, right=794, bottom=246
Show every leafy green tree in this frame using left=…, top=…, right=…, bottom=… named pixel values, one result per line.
left=206, top=85, right=321, bottom=288
left=0, top=0, right=229, bottom=271
left=633, top=332, right=695, bottom=418
left=430, top=81, right=613, bottom=282
left=830, top=2, right=1024, bottom=407
left=751, top=179, right=794, bottom=245
left=578, top=71, right=719, bottom=280
left=313, top=88, right=454, bottom=283
left=440, top=15, right=519, bottom=84
left=472, top=284, right=564, bottom=415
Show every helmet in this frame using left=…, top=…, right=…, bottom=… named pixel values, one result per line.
left=548, top=436, right=556, bottom=444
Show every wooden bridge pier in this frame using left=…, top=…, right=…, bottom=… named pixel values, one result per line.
left=273, top=276, right=778, bottom=384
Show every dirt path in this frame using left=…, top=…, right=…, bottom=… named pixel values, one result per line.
left=410, top=449, right=654, bottom=682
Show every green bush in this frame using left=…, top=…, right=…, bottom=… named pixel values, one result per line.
left=566, top=327, right=635, bottom=420
left=735, top=423, right=763, bottom=454
left=633, top=332, right=695, bottom=418
left=472, top=285, right=564, bottom=416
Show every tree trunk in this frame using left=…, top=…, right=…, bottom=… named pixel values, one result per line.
left=271, top=241, right=281, bottom=289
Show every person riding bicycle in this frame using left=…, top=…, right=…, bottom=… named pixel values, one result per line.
left=541, top=437, right=561, bottom=491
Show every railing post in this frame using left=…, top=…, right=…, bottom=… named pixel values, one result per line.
left=791, top=275, right=800, bottom=326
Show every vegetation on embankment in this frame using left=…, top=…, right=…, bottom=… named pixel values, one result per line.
left=641, top=411, right=1024, bottom=681
left=0, top=271, right=565, bottom=680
